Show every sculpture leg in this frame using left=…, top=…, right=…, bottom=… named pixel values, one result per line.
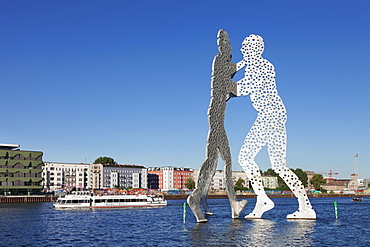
left=268, top=145, right=316, bottom=219
left=187, top=188, right=207, bottom=222
left=219, top=139, right=247, bottom=218
left=242, top=162, right=274, bottom=219
left=275, top=167, right=316, bottom=219
left=187, top=147, right=218, bottom=223
left=200, top=173, right=214, bottom=215
left=239, top=132, right=274, bottom=219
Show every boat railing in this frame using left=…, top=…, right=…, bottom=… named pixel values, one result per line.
left=68, top=191, right=93, bottom=197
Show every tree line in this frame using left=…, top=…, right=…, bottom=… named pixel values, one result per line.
left=234, top=168, right=326, bottom=191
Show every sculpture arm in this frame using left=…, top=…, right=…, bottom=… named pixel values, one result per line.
left=235, top=77, right=251, bottom=96
left=229, top=62, right=238, bottom=99
left=236, top=60, right=246, bottom=71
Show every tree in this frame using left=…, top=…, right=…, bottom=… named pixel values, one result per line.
left=235, top=178, right=245, bottom=187
left=185, top=178, right=195, bottom=190
left=234, top=178, right=249, bottom=191
left=262, top=168, right=308, bottom=190
left=263, top=168, right=288, bottom=190
left=292, top=168, right=308, bottom=187
left=310, top=174, right=326, bottom=191
left=93, top=157, right=116, bottom=165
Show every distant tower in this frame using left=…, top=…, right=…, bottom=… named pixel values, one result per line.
left=354, top=154, right=359, bottom=176
left=349, top=154, right=359, bottom=190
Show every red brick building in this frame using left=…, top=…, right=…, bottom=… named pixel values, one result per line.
left=147, top=167, right=193, bottom=190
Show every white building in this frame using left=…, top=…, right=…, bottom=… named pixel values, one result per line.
left=261, top=175, right=279, bottom=189
left=358, top=178, right=370, bottom=189
left=90, top=163, right=103, bottom=189
left=42, top=162, right=90, bottom=192
left=193, top=169, right=223, bottom=189
left=43, top=162, right=148, bottom=191
left=193, top=169, right=251, bottom=190
left=101, top=164, right=147, bottom=189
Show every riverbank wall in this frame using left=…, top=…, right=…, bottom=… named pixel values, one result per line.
left=0, top=196, right=57, bottom=203
left=164, top=193, right=370, bottom=200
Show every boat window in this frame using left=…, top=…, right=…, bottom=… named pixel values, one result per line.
left=95, top=199, right=101, bottom=203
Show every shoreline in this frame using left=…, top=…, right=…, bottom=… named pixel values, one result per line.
left=0, top=193, right=368, bottom=203
left=164, top=193, right=370, bottom=200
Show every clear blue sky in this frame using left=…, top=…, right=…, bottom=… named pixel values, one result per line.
left=1, top=1, right=370, bottom=179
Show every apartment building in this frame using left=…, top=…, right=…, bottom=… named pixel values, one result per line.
left=0, top=144, right=43, bottom=195
left=193, top=169, right=251, bottom=190
left=147, top=167, right=193, bottom=190
left=101, top=164, right=147, bottom=189
left=261, top=175, right=279, bottom=189
left=42, top=162, right=90, bottom=192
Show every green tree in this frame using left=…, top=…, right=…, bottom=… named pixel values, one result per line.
left=93, top=156, right=116, bottom=165
left=185, top=178, right=195, bottom=190
left=235, top=178, right=245, bottom=187
left=263, top=168, right=288, bottom=190
left=310, top=174, right=326, bottom=190
left=234, top=178, right=249, bottom=191
left=292, top=168, right=308, bottom=187
left=262, top=168, right=309, bottom=190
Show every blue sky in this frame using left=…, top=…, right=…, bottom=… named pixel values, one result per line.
left=1, top=1, right=370, bottom=179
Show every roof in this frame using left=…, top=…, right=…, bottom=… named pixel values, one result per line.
left=0, top=143, right=20, bottom=150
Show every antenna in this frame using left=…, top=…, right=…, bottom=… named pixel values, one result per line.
left=354, top=154, right=359, bottom=175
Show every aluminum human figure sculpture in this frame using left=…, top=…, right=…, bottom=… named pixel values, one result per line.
left=236, top=34, right=316, bottom=219
left=187, top=29, right=247, bottom=223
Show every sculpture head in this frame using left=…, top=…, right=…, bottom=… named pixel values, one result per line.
left=241, top=34, right=264, bottom=56
left=217, top=29, right=232, bottom=59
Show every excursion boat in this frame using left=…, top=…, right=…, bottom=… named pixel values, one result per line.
left=53, top=191, right=167, bottom=209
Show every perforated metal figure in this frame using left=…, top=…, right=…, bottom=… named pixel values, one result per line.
left=236, top=34, right=316, bottom=219
left=187, top=29, right=247, bottom=223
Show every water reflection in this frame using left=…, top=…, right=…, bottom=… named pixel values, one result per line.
left=243, top=219, right=275, bottom=246
left=284, top=220, right=316, bottom=246
left=190, top=218, right=315, bottom=246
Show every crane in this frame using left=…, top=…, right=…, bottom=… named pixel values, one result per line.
left=317, top=170, right=338, bottom=180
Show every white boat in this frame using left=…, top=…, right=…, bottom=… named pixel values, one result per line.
left=53, top=191, right=167, bottom=209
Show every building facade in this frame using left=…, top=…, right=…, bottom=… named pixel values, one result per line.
left=261, top=175, right=279, bottom=189
left=193, top=170, right=251, bottom=191
left=147, top=167, right=193, bottom=190
left=101, top=164, right=147, bottom=189
left=0, top=144, right=43, bottom=195
left=42, top=162, right=90, bottom=192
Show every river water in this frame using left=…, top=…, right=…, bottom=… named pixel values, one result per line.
left=0, top=197, right=368, bottom=246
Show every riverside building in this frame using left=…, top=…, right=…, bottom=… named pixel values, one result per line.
left=43, top=163, right=148, bottom=191
left=0, top=143, right=43, bottom=195
left=42, top=162, right=90, bottom=192
left=192, top=169, right=251, bottom=190
left=147, top=167, right=193, bottom=191
left=101, top=164, right=147, bottom=189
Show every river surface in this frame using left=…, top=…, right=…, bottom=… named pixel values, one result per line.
left=0, top=197, right=368, bottom=246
